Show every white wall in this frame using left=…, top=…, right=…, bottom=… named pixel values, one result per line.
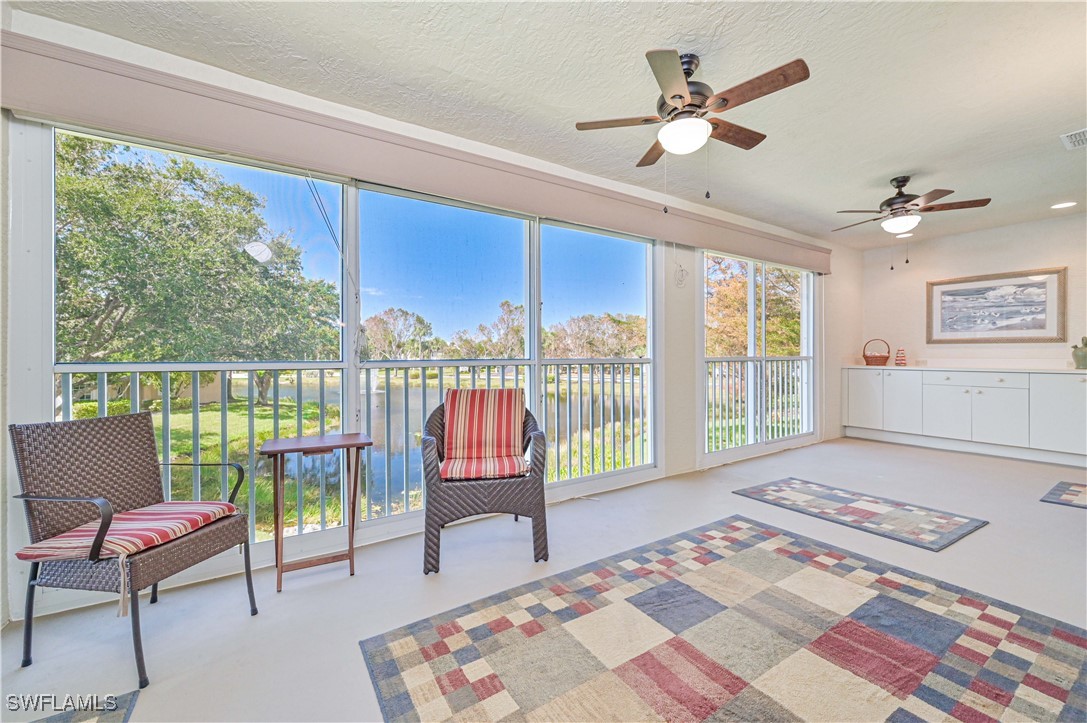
left=862, top=214, right=1087, bottom=369
left=822, top=246, right=865, bottom=435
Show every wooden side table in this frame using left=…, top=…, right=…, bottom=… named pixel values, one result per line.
left=259, top=432, right=373, bottom=592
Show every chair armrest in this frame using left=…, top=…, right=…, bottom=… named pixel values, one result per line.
left=13, top=494, right=114, bottom=562
left=421, top=435, right=442, bottom=486
left=528, top=430, right=547, bottom=479
left=161, top=462, right=245, bottom=504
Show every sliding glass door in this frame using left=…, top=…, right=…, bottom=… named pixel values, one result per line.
left=703, top=252, right=814, bottom=457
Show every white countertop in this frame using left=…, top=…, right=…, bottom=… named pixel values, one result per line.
left=842, top=365, right=1086, bottom=374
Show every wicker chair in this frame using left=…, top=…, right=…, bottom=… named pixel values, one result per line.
left=421, top=402, right=548, bottom=574
left=9, top=412, right=257, bottom=689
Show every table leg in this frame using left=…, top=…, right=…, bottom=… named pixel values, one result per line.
left=274, top=453, right=284, bottom=593
left=347, top=448, right=359, bottom=575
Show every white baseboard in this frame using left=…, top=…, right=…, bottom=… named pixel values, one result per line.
left=844, top=427, right=1087, bottom=468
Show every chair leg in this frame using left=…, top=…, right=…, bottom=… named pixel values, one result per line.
left=149, top=582, right=158, bottom=604
left=423, top=513, right=442, bottom=575
left=532, top=513, right=549, bottom=563
left=130, top=584, right=150, bottom=689
left=21, top=562, right=39, bottom=667
left=243, top=541, right=258, bottom=615
left=514, top=514, right=519, bottom=522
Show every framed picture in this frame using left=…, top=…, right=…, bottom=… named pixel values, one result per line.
left=927, top=267, right=1067, bottom=344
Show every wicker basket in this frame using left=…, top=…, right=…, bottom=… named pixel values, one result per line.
left=863, top=339, right=891, bottom=366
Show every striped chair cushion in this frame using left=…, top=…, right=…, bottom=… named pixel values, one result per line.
left=440, top=456, right=529, bottom=481
left=16, top=501, right=238, bottom=562
left=444, top=389, right=525, bottom=461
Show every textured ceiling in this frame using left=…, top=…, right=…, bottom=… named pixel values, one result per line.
left=11, top=1, right=1087, bottom=248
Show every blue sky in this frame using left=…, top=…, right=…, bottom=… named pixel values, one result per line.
left=114, top=138, right=648, bottom=340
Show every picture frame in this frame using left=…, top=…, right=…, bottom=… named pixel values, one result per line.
left=926, top=267, right=1067, bottom=344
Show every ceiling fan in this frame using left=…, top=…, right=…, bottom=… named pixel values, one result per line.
left=575, top=50, right=809, bottom=167
left=834, top=176, right=991, bottom=234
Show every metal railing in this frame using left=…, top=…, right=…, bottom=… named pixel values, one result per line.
left=55, top=357, right=656, bottom=543
left=55, top=368, right=345, bottom=542
left=358, top=358, right=653, bottom=516
left=705, top=356, right=812, bottom=453
left=359, top=360, right=529, bottom=519
left=539, top=361, right=652, bottom=481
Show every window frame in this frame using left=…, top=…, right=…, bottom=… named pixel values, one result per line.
left=698, top=249, right=818, bottom=465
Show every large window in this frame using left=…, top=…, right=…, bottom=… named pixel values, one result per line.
left=704, top=252, right=813, bottom=453
left=44, top=125, right=655, bottom=544
left=55, top=131, right=343, bottom=365
left=52, top=130, right=347, bottom=542
left=540, top=223, right=651, bottom=480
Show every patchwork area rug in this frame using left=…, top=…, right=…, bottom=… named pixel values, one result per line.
left=733, top=478, right=988, bottom=551
left=1041, top=482, right=1087, bottom=509
left=361, top=516, right=1086, bottom=723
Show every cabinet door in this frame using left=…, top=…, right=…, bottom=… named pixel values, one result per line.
left=1030, top=374, right=1087, bottom=454
left=847, top=369, right=884, bottom=429
left=882, top=370, right=922, bottom=434
left=972, top=387, right=1029, bottom=447
left=923, top=384, right=972, bottom=440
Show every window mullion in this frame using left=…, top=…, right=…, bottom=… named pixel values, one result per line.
left=527, top=217, right=543, bottom=416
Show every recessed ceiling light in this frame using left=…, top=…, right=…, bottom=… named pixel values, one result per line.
left=1051, top=202, right=1077, bottom=209
left=896, top=233, right=913, bottom=239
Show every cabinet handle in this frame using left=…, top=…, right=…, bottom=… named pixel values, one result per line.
left=997, top=378, right=1004, bottom=382
left=963, top=389, right=970, bottom=394
left=976, top=390, right=983, bottom=395
left=945, top=376, right=951, bottom=381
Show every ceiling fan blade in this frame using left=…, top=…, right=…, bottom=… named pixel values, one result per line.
left=837, top=210, right=882, bottom=214
left=708, top=119, right=766, bottom=150
left=646, top=49, right=691, bottom=109
left=575, top=116, right=662, bottom=131
left=636, top=140, right=665, bottom=168
left=832, top=217, right=883, bottom=232
left=910, top=189, right=954, bottom=208
left=706, top=59, right=810, bottom=113
left=919, top=198, right=992, bottom=212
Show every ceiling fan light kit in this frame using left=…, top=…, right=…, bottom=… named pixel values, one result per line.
left=880, top=211, right=921, bottom=234
left=657, top=116, right=712, bottom=155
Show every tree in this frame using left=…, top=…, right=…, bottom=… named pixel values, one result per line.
left=447, top=300, right=525, bottom=359
left=704, top=256, right=802, bottom=358
left=544, top=312, right=647, bottom=358
left=54, top=134, right=340, bottom=405
left=361, top=308, right=435, bottom=360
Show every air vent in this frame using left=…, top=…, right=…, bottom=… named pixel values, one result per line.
left=1060, top=128, right=1087, bottom=150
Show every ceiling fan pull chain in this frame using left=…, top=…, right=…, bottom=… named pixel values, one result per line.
left=663, top=154, right=669, bottom=213
left=705, top=143, right=711, bottom=199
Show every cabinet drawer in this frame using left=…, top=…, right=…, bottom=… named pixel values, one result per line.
left=922, top=371, right=1029, bottom=389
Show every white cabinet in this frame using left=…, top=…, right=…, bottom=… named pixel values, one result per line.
left=844, top=367, right=1086, bottom=461
left=972, top=387, right=1029, bottom=447
left=882, top=370, right=922, bottom=434
left=1030, top=374, right=1087, bottom=455
left=847, top=368, right=884, bottom=429
left=923, top=385, right=973, bottom=440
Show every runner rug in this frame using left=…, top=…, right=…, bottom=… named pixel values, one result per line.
left=360, top=516, right=1085, bottom=723
left=1041, top=481, right=1087, bottom=509
left=733, top=478, right=988, bottom=551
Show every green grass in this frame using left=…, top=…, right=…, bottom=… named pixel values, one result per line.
left=144, top=400, right=344, bottom=541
